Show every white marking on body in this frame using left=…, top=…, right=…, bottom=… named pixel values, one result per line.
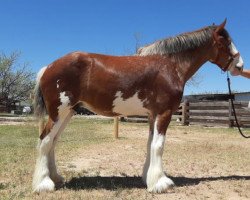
left=113, top=91, right=148, bottom=116
left=56, top=80, right=60, bottom=89
left=58, top=92, right=71, bottom=116
left=146, top=119, right=174, bottom=193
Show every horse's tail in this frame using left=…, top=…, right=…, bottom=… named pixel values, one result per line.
left=33, top=67, right=47, bottom=135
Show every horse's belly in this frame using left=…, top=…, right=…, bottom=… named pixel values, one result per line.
left=112, top=91, right=148, bottom=116
left=81, top=91, right=149, bottom=117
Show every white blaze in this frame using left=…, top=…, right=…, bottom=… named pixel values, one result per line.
left=229, top=42, right=244, bottom=69
left=113, top=91, right=148, bottom=116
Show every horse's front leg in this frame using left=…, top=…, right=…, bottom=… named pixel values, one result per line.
left=146, top=110, right=174, bottom=193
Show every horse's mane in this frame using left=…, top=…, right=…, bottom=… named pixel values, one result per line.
left=136, top=25, right=230, bottom=56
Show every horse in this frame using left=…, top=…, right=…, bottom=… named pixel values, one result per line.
left=32, top=20, right=244, bottom=193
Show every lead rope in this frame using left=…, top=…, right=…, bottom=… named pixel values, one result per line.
left=227, top=72, right=250, bottom=138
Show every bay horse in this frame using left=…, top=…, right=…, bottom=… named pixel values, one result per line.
left=32, top=20, right=243, bottom=193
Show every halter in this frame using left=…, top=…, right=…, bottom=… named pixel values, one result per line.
left=211, top=42, right=241, bottom=72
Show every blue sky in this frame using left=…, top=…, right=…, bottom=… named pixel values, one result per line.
left=1, top=0, right=250, bottom=95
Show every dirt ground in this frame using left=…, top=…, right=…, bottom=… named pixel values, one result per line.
left=0, top=117, right=249, bottom=200
left=57, top=120, right=250, bottom=200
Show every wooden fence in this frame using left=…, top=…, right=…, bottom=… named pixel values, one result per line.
left=113, top=100, right=250, bottom=138
left=175, top=100, right=250, bottom=127
left=119, top=100, right=250, bottom=127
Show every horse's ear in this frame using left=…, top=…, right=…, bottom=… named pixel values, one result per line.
left=215, top=18, right=227, bottom=33
left=213, top=19, right=227, bottom=44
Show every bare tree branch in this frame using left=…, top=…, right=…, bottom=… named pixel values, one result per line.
left=0, top=51, right=35, bottom=112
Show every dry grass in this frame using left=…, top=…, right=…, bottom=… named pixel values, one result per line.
left=0, top=116, right=249, bottom=200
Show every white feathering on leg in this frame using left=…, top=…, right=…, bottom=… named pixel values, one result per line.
left=146, top=119, right=174, bottom=193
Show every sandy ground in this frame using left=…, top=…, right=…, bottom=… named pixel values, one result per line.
left=1, top=116, right=249, bottom=199
left=57, top=122, right=250, bottom=200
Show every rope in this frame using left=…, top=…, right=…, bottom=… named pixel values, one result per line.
left=227, top=72, right=250, bottom=138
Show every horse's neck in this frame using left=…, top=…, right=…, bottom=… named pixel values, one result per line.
left=174, top=44, right=213, bottom=84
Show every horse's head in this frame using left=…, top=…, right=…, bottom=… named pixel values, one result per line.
left=210, top=19, right=244, bottom=75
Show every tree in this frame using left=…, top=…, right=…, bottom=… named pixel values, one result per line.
left=0, top=52, right=35, bottom=112
left=134, top=32, right=142, bottom=53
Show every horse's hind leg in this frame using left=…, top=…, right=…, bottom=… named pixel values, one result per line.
left=48, top=109, right=73, bottom=185
left=33, top=108, right=73, bottom=193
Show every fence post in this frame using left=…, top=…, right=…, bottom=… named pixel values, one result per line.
left=228, top=100, right=234, bottom=127
left=114, top=117, right=119, bottom=139
left=182, top=100, right=189, bottom=125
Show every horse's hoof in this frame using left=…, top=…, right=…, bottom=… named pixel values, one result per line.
left=148, top=176, right=174, bottom=193
left=33, top=177, right=55, bottom=193
left=51, top=174, right=64, bottom=186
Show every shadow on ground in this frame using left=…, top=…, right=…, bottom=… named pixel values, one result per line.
left=64, top=175, right=250, bottom=190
